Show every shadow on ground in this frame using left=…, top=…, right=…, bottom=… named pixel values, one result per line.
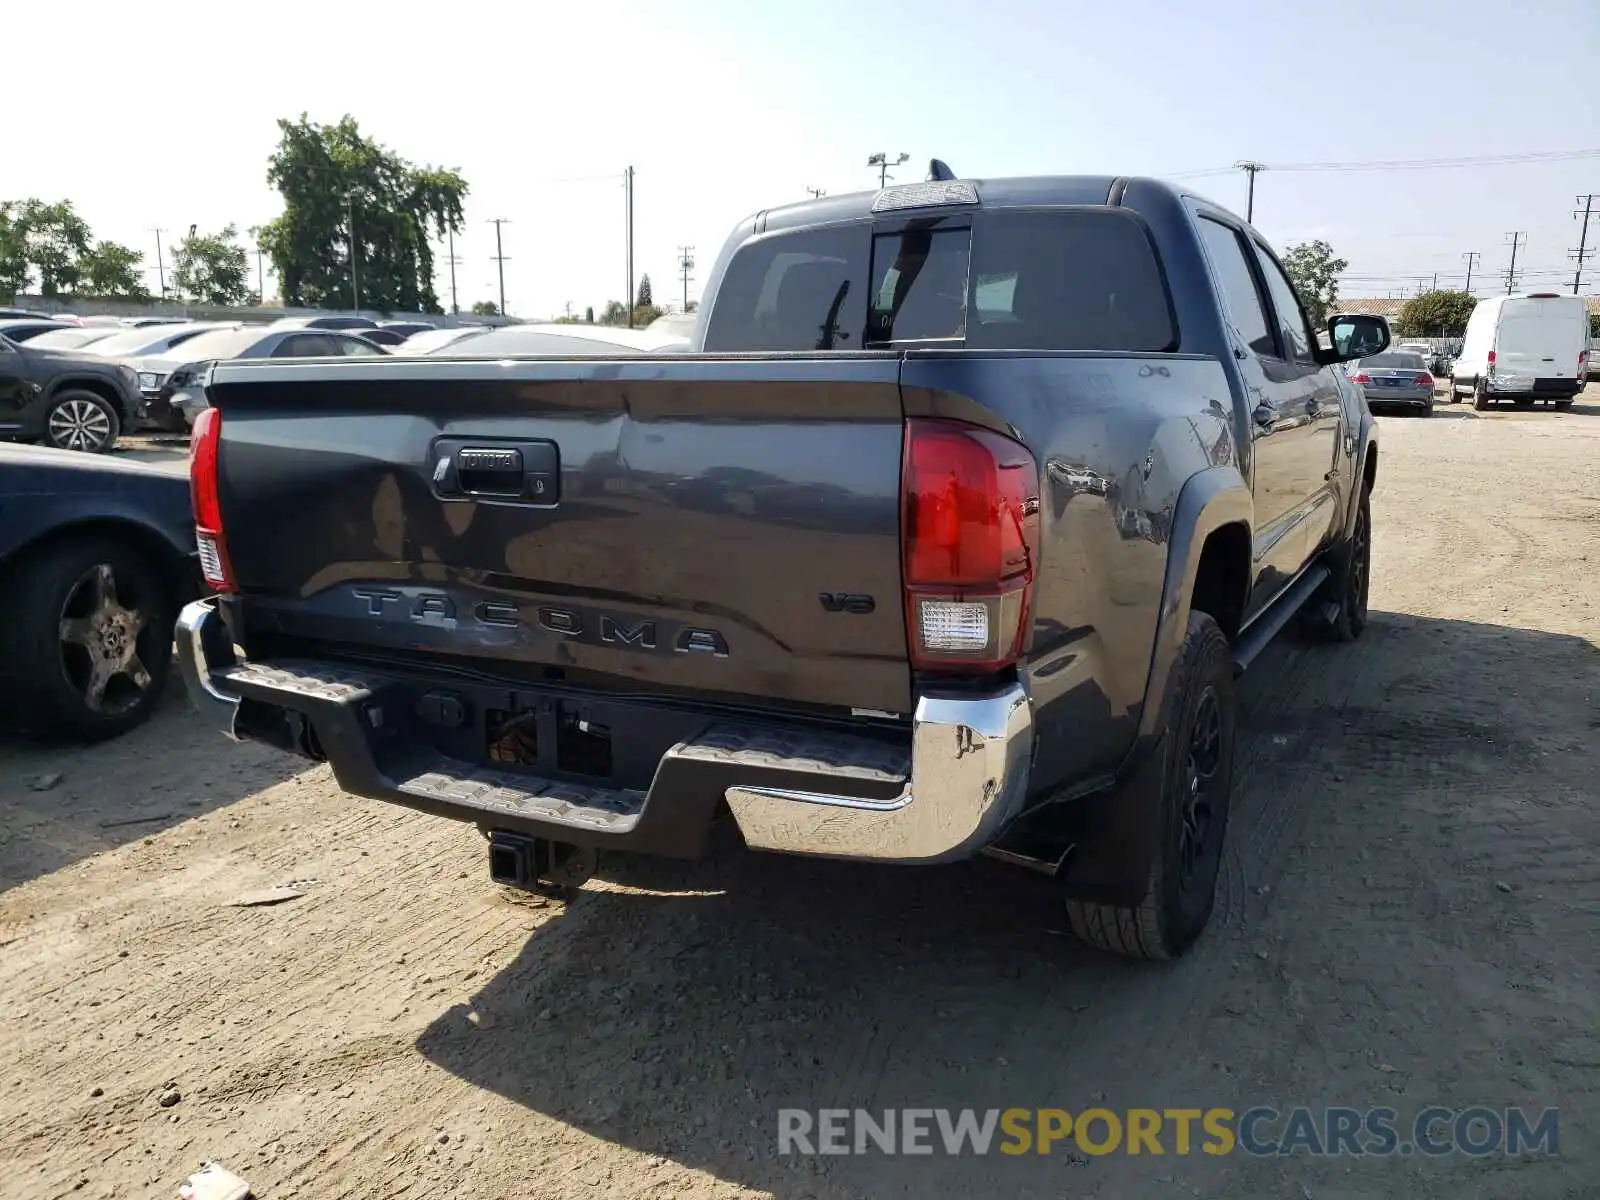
left=0, top=662, right=303, bottom=891
left=416, top=611, right=1600, bottom=1197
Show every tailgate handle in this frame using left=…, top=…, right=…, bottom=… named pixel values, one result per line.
left=431, top=438, right=560, bottom=504
left=455, top=447, right=525, bottom=495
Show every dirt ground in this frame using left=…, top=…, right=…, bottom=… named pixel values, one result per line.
left=4, top=392, right=1599, bottom=1200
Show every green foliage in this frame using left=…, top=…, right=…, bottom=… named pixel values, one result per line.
left=1394, top=290, right=1478, bottom=338
left=584, top=305, right=594, bottom=324
left=259, top=114, right=467, bottom=313
left=1590, top=313, right=1599, bottom=339
left=1281, top=239, right=1348, bottom=328
left=78, top=241, right=150, bottom=300
left=598, top=298, right=664, bottom=327
left=173, top=224, right=251, bottom=305
left=470, top=299, right=499, bottom=316
left=0, top=199, right=147, bottom=299
left=636, top=274, right=652, bottom=308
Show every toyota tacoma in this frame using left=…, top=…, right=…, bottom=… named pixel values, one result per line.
left=174, top=169, right=1388, bottom=959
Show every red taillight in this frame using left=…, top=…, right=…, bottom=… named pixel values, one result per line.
left=901, top=418, right=1039, bottom=673
left=1487, top=349, right=1496, bottom=366
left=1417, top=373, right=1435, bottom=388
left=189, top=407, right=235, bottom=594
left=1350, top=372, right=1371, bottom=384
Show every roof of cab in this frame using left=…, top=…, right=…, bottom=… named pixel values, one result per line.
left=757, top=175, right=1175, bottom=234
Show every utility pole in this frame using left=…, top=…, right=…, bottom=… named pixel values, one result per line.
left=255, top=243, right=265, bottom=303
left=867, top=152, right=909, bottom=188
left=151, top=229, right=167, bottom=300
left=624, top=166, right=635, bottom=329
left=1571, top=194, right=1595, bottom=295
left=1234, top=161, right=1266, bottom=223
left=1431, top=272, right=1438, bottom=292
left=444, top=227, right=461, bottom=315
left=1503, top=232, right=1525, bottom=295
left=677, top=245, right=695, bottom=311
left=488, top=218, right=510, bottom=316
left=805, top=186, right=826, bottom=199
left=343, top=192, right=361, bottom=313
left=1462, top=251, right=1480, bottom=296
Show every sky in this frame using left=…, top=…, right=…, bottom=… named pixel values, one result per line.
left=7, top=0, right=1598, bottom=318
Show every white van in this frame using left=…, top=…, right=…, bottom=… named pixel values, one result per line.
left=1449, top=294, right=1588, bottom=409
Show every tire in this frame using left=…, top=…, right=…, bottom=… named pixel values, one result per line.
left=44, top=389, right=121, bottom=453
left=1062, top=612, right=1235, bottom=960
left=0, top=536, right=175, bottom=741
left=1300, top=491, right=1371, bottom=643
left=1418, top=399, right=1434, bottom=417
left=1472, top=381, right=1491, bottom=411
left=1554, top=399, right=1574, bottom=410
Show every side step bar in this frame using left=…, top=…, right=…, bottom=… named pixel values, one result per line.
left=1230, top=564, right=1329, bottom=676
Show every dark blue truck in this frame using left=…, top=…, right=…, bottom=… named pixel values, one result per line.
left=175, top=170, right=1388, bottom=959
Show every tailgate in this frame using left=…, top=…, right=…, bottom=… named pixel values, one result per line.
left=207, top=354, right=913, bottom=714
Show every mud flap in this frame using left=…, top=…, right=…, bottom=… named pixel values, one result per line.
left=1053, top=732, right=1168, bottom=908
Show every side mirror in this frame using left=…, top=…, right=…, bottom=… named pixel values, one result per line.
left=1325, top=314, right=1390, bottom=363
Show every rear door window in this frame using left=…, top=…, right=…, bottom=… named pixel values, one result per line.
left=1197, top=218, right=1276, bottom=358
left=702, top=225, right=868, bottom=351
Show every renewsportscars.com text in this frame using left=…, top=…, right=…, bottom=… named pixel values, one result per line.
left=777, top=1106, right=1560, bottom=1158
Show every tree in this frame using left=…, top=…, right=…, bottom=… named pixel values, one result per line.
left=1394, top=290, right=1477, bottom=338
left=636, top=274, right=652, bottom=308
left=258, top=114, right=467, bottom=313
left=8, top=199, right=92, bottom=296
left=173, top=224, right=251, bottom=305
left=584, top=305, right=594, bottom=324
left=1590, top=313, right=1599, bottom=339
left=598, top=299, right=628, bottom=325
left=78, top=241, right=149, bottom=299
left=1281, top=240, right=1348, bottom=328
left=470, top=299, right=499, bottom=316
left=0, top=203, right=29, bottom=299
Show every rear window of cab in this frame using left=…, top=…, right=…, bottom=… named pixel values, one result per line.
left=704, top=208, right=1177, bottom=354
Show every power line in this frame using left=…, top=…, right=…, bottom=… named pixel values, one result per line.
left=1572, top=195, right=1596, bottom=295
left=488, top=217, right=510, bottom=316
left=1504, top=232, right=1526, bottom=294
left=1163, top=147, right=1600, bottom=180
left=805, top=186, right=826, bottom=199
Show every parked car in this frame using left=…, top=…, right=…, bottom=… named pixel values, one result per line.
left=0, top=306, right=51, bottom=320
left=1449, top=294, right=1588, bottom=409
left=0, top=445, right=197, bottom=740
left=422, top=323, right=691, bottom=356
left=145, top=325, right=389, bottom=429
left=175, top=172, right=1388, bottom=961
left=270, top=315, right=379, bottom=331
left=25, top=326, right=126, bottom=352
left=352, top=328, right=409, bottom=347
left=84, top=323, right=240, bottom=426
left=0, top=335, right=145, bottom=452
left=378, top=321, right=436, bottom=338
left=0, top=318, right=72, bottom=344
left=390, top=326, right=493, bottom=355
left=1347, top=351, right=1435, bottom=416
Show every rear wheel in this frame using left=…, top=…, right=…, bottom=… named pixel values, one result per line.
left=1300, top=492, right=1371, bottom=643
left=1062, top=612, right=1235, bottom=960
left=44, top=390, right=121, bottom=453
left=1472, top=381, right=1492, bottom=411
left=1554, top=399, right=1574, bottom=410
left=0, top=536, right=174, bottom=741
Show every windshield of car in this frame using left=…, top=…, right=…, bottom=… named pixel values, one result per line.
left=1360, top=353, right=1427, bottom=369
left=25, top=328, right=120, bottom=350
left=399, top=327, right=491, bottom=354
left=80, top=325, right=211, bottom=357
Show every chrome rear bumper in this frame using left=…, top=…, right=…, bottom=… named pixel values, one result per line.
left=175, top=598, right=1034, bottom=863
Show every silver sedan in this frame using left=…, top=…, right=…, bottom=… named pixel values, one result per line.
left=1349, top=351, right=1436, bottom=416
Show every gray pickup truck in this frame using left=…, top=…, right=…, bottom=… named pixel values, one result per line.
left=175, top=170, right=1388, bottom=959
